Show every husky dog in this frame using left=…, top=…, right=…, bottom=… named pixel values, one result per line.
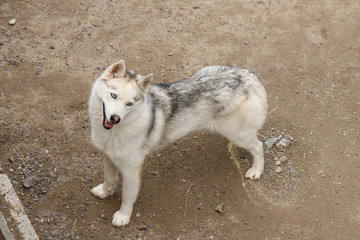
left=89, top=60, right=268, bottom=227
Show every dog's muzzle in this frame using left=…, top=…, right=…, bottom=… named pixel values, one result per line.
left=102, top=103, right=120, bottom=130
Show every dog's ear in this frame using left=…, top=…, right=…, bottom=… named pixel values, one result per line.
left=102, top=60, right=126, bottom=79
left=137, top=74, right=153, bottom=91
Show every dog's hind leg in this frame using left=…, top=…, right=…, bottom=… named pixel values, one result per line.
left=112, top=162, right=143, bottom=227
left=215, top=117, right=265, bottom=180
left=91, top=157, right=119, bottom=199
left=227, top=131, right=264, bottom=180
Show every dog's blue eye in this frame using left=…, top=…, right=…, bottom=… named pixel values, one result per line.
left=127, top=102, right=133, bottom=107
left=110, top=93, right=117, bottom=99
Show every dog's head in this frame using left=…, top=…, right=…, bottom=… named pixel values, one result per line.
left=97, top=60, right=153, bottom=130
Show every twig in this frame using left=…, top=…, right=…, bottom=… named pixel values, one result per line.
left=267, top=104, right=278, bottom=115
left=184, top=183, right=194, bottom=219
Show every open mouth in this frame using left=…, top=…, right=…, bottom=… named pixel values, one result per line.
left=102, top=103, right=113, bottom=130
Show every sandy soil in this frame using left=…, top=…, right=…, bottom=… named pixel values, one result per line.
left=1, top=0, right=359, bottom=239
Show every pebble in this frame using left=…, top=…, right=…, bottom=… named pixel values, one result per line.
left=193, top=4, right=199, bottom=9
left=197, top=203, right=204, bottom=210
left=279, top=156, right=288, bottom=163
left=214, top=203, right=225, bottom=213
left=279, top=138, right=291, bottom=147
left=274, top=166, right=282, bottom=174
left=265, top=137, right=277, bottom=148
left=23, top=175, right=41, bottom=188
left=9, top=19, right=16, bottom=25
left=50, top=45, right=55, bottom=49
left=168, top=52, right=173, bottom=56
left=0, top=42, right=3, bottom=46
left=275, top=161, right=281, bottom=166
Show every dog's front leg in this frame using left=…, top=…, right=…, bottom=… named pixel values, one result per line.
left=91, top=157, right=119, bottom=198
left=112, top=163, right=143, bottom=227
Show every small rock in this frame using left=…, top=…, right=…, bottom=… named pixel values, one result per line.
left=265, top=137, right=277, bottom=148
left=0, top=42, right=3, bottom=46
left=292, top=184, right=297, bottom=190
left=197, top=203, right=204, bottom=210
left=168, top=52, right=173, bottom=56
left=9, top=19, right=16, bottom=25
left=97, top=47, right=102, bottom=51
left=274, top=166, right=282, bottom=174
left=136, top=212, right=141, bottom=217
left=192, top=4, right=199, bottom=9
left=23, top=175, right=41, bottom=188
left=101, top=213, right=107, bottom=220
left=43, top=211, right=52, bottom=217
left=50, top=45, right=55, bottom=49
left=275, top=161, right=281, bottom=166
left=279, top=138, right=291, bottom=147
left=279, top=156, right=288, bottom=163
left=214, top=203, right=225, bottom=213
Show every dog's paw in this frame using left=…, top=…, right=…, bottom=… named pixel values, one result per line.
left=90, top=184, right=114, bottom=199
left=245, top=167, right=263, bottom=180
left=112, top=210, right=131, bottom=227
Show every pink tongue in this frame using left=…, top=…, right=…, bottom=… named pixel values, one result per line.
left=105, top=119, right=114, bottom=129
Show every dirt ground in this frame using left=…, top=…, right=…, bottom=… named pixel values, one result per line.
left=1, top=0, right=359, bottom=239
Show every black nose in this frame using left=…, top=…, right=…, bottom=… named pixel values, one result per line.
left=110, top=115, right=121, bottom=124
